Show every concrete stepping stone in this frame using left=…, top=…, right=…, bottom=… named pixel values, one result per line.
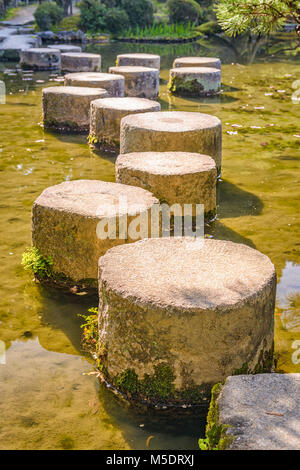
left=109, top=65, right=159, bottom=99
left=173, top=56, right=221, bottom=69
left=48, top=44, right=82, bottom=53
left=89, top=97, right=161, bottom=148
left=209, top=373, right=300, bottom=450
left=42, top=86, right=108, bottom=133
left=61, top=52, right=101, bottom=72
left=20, top=47, right=60, bottom=70
left=115, top=151, right=217, bottom=220
left=168, top=67, right=221, bottom=97
left=120, top=111, right=222, bottom=174
left=98, top=238, right=276, bottom=405
left=64, top=72, right=125, bottom=97
left=32, top=180, right=159, bottom=291
left=116, top=53, right=160, bottom=69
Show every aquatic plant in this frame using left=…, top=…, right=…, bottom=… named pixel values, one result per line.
left=118, top=22, right=199, bottom=40
left=79, top=307, right=99, bottom=353
left=21, top=247, right=54, bottom=279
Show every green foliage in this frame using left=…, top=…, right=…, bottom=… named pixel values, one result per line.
left=216, top=0, right=300, bottom=37
left=79, top=0, right=107, bottom=33
left=104, top=7, right=130, bottom=34
left=119, top=21, right=198, bottom=39
left=57, top=13, right=80, bottom=31
left=34, top=2, right=64, bottom=31
left=21, top=247, right=54, bottom=279
left=121, top=0, right=154, bottom=28
left=167, top=0, right=203, bottom=24
left=114, top=369, right=140, bottom=394
left=142, top=363, right=176, bottom=399
left=0, top=0, right=12, bottom=19
left=79, top=307, right=99, bottom=352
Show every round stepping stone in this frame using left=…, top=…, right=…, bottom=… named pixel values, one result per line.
left=116, top=53, right=160, bottom=69
left=116, top=152, right=217, bottom=219
left=64, top=72, right=125, bottom=97
left=173, top=56, right=221, bottom=69
left=32, top=180, right=159, bottom=291
left=42, top=86, right=108, bottom=133
left=109, top=66, right=159, bottom=99
left=120, top=111, right=222, bottom=174
left=168, top=67, right=221, bottom=97
left=98, top=238, right=276, bottom=405
left=61, top=52, right=101, bottom=72
left=20, top=48, right=61, bottom=70
left=48, top=44, right=82, bottom=53
left=89, top=97, right=161, bottom=148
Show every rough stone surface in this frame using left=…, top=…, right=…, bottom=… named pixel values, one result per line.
left=20, top=47, right=60, bottom=70
left=173, top=56, right=221, bottom=69
left=48, top=44, right=82, bottom=53
left=120, top=111, right=222, bottom=174
left=98, top=238, right=276, bottom=404
left=115, top=151, right=217, bottom=217
left=117, top=53, right=160, bottom=69
left=109, top=65, right=159, bottom=99
left=89, top=97, right=161, bottom=148
left=42, top=86, right=108, bottom=133
left=169, top=67, right=221, bottom=97
left=61, top=52, right=101, bottom=72
left=32, top=180, right=159, bottom=289
left=217, top=373, right=300, bottom=450
left=64, top=72, right=125, bottom=96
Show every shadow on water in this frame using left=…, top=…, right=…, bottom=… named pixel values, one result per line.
left=217, top=179, right=264, bottom=219
left=206, top=220, right=257, bottom=249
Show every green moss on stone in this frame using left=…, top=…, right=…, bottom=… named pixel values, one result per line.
left=168, top=75, right=220, bottom=97
left=232, top=343, right=274, bottom=376
left=22, top=246, right=54, bottom=279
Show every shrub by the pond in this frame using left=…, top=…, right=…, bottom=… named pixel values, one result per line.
left=118, top=22, right=198, bottom=40
left=104, top=8, right=130, bottom=34
left=167, top=0, right=203, bottom=24
left=34, top=2, right=64, bottom=31
left=79, top=0, right=107, bottom=34
left=121, top=0, right=154, bottom=28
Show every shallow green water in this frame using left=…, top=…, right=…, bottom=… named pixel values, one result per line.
left=0, top=38, right=299, bottom=450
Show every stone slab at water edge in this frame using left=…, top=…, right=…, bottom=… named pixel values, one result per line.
left=168, top=67, right=221, bottom=97
left=64, top=72, right=125, bottom=97
left=120, top=111, right=222, bottom=174
left=42, top=86, right=108, bottom=133
left=89, top=97, right=161, bottom=149
left=32, top=180, right=159, bottom=291
left=115, top=152, right=217, bottom=220
left=211, top=374, right=300, bottom=450
left=116, top=53, right=160, bottom=69
left=109, top=66, right=159, bottom=100
left=48, top=44, right=82, bottom=53
left=173, top=57, right=221, bottom=69
left=61, top=52, right=101, bottom=72
left=20, top=48, right=60, bottom=70
left=97, top=238, right=276, bottom=406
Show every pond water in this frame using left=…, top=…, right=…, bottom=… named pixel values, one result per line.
left=0, top=37, right=299, bottom=450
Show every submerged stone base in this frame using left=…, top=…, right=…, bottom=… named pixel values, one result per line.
left=120, top=111, right=222, bottom=174
left=61, top=52, right=101, bottom=72
left=20, top=48, right=61, bottom=70
left=117, top=53, right=160, bottom=69
left=64, top=72, right=125, bottom=97
left=115, top=151, right=217, bottom=219
left=168, top=67, right=221, bottom=97
left=89, top=97, right=161, bottom=149
left=109, top=66, right=159, bottom=99
left=32, top=180, right=159, bottom=290
left=173, top=56, right=221, bottom=69
left=42, top=86, right=108, bottom=133
left=98, top=238, right=276, bottom=406
left=209, top=374, right=300, bottom=450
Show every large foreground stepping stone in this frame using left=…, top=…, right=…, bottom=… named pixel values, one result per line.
left=20, top=48, right=60, bottom=70
left=109, top=66, right=159, bottom=99
left=117, top=53, right=160, bottom=69
left=98, top=238, right=276, bottom=405
left=120, top=111, right=222, bottom=174
left=48, top=44, right=82, bottom=53
left=115, top=151, right=217, bottom=219
left=209, top=374, right=300, bottom=450
left=173, top=56, right=221, bottom=69
left=168, top=67, right=221, bottom=97
left=89, top=97, right=161, bottom=148
left=32, top=180, right=159, bottom=291
left=64, top=72, right=125, bottom=96
left=61, top=52, right=101, bottom=72
left=42, top=86, right=108, bottom=133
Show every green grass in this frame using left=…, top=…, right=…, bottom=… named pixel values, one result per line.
left=117, top=22, right=200, bottom=40
left=0, top=7, right=22, bottom=21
